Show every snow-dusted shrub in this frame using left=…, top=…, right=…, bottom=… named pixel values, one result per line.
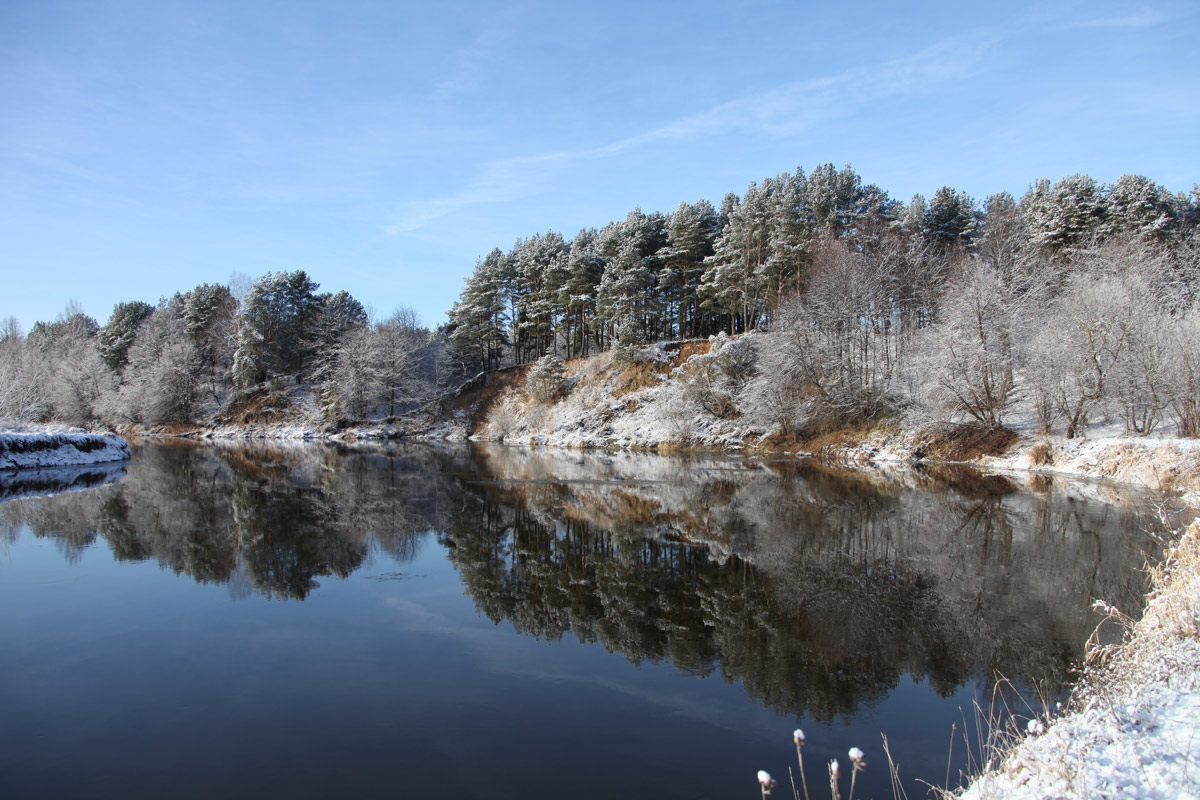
left=770, top=241, right=906, bottom=423
left=920, top=262, right=1016, bottom=428
left=1169, top=306, right=1200, bottom=437
left=526, top=354, right=567, bottom=403
left=611, top=326, right=670, bottom=367
left=676, top=333, right=752, bottom=419
left=1023, top=271, right=1176, bottom=437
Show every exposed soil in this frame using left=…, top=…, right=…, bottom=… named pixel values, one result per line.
left=215, top=387, right=294, bottom=426
left=916, top=423, right=1020, bottom=462
left=451, top=363, right=531, bottom=435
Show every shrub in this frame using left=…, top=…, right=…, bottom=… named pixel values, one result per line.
left=526, top=354, right=567, bottom=403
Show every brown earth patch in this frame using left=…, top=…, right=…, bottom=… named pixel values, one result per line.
left=451, top=364, right=532, bottom=434
left=663, top=339, right=711, bottom=368
left=916, top=424, right=1020, bottom=462
left=758, top=415, right=878, bottom=453
left=613, top=362, right=664, bottom=396
left=215, top=387, right=292, bottom=426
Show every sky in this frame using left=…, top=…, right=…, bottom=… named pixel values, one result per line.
left=2, top=0, right=1198, bottom=332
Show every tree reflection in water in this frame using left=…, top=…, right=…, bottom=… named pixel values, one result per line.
left=0, top=440, right=1162, bottom=719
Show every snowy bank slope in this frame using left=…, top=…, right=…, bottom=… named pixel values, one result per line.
left=0, top=432, right=131, bottom=471
left=961, top=521, right=1200, bottom=800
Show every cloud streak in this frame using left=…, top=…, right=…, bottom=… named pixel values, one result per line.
left=386, top=33, right=996, bottom=234
left=1077, top=9, right=1168, bottom=29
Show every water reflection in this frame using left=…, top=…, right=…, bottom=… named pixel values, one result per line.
left=0, top=440, right=1160, bottom=720
left=0, top=461, right=126, bottom=502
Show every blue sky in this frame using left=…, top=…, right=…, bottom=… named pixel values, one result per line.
left=2, top=0, right=1197, bottom=331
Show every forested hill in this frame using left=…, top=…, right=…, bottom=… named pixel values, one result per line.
left=1, top=166, right=1197, bottom=446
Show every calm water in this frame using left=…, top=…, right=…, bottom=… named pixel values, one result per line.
left=0, top=441, right=1162, bottom=799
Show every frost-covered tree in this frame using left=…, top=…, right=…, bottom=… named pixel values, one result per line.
left=0, top=318, right=48, bottom=421
left=374, top=307, right=429, bottom=417
left=1104, top=174, right=1178, bottom=242
left=979, top=192, right=1028, bottom=289
left=112, top=299, right=202, bottom=424
left=231, top=270, right=320, bottom=387
left=320, top=324, right=378, bottom=421
left=1022, top=174, right=1106, bottom=260
left=1023, top=275, right=1124, bottom=438
left=26, top=304, right=110, bottom=424
left=773, top=239, right=901, bottom=420
left=180, top=282, right=238, bottom=399
left=1168, top=305, right=1200, bottom=437
left=922, top=186, right=980, bottom=251
left=700, top=181, right=773, bottom=333
left=656, top=200, right=720, bottom=339
left=306, top=289, right=368, bottom=383
left=449, top=248, right=511, bottom=371
left=560, top=230, right=604, bottom=358
left=922, top=262, right=1016, bottom=427
left=98, top=301, right=155, bottom=374
left=526, top=353, right=567, bottom=403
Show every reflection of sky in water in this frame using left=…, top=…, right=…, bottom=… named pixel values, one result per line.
left=0, top=441, right=1163, bottom=800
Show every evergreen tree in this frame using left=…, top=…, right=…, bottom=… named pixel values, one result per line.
left=231, top=270, right=321, bottom=387
left=1104, top=174, right=1177, bottom=241
left=449, top=249, right=510, bottom=371
left=923, top=186, right=980, bottom=251
left=98, top=301, right=155, bottom=375
left=561, top=229, right=605, bottom=358
left=1022, top=174, right=1106, bottom=259
left=657, top=200, right=720, bottom=339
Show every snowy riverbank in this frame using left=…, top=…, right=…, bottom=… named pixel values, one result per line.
left=0, top=429, right=131, bottom=471
left=960, top=520, right=1200, bottom=800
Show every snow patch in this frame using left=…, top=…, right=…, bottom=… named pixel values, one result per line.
left=961, top=521, right=1200, bottom=800
left=0, top=430, right=131, bottom=471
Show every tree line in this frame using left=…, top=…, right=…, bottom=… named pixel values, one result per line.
left=0, top=270, right=444, bottom=427
left=448, top=167, right=1200, bottom=437
left=1, top=165, right=1197, bottom=436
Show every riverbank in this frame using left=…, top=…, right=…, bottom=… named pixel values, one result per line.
left=0, top=428, right=130, bottom=471
left=959, top=519, right=1200, bottom=800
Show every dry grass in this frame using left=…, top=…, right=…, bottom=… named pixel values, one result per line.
left=666, top=339, right=711, bottom=367
left=1028, top=441, right=1053, bottom=467
left=917, top=425, right=1020, bottom=462
left=613, top=361, right=665, bottom=397
left=451, top=364, right=531, bottom=434
left=215, top=387, right=292, bottom=426
left=756, top=415, right=879, bottom=454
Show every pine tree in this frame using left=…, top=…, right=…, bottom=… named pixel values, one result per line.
left=923, top=186, right=980, bottom=251
left=232, top=270, right=321, bottom=387
left=1022, top=174, right=1106, bottom=259
left=98, top=301, right=155, bottom=374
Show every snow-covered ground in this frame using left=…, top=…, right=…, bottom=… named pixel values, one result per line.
left=961, top=521, right=1200, bottom=800
left=0, top=428, right=131, bottom=471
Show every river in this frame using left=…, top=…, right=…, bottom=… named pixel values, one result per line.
left=0, top=441, right=1163, bottom=799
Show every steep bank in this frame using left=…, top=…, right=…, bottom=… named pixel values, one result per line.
left=111, top=331, right=1200, bottom=504
left=454, top=337, right=1200, bottom=505
left=960, top=520, right=1200, bottom=799
left=0, top=429, right=130, bottom=472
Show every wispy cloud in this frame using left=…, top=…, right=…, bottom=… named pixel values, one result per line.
left=1077, top=9, right=1168, bottom=29
left=386, top=33, right=997, bottom=234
